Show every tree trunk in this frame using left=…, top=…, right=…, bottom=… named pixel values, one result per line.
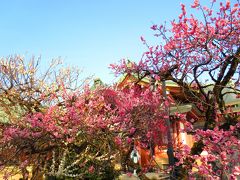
left=31, top=165, right=44, bottom=180
left=21, top=167, right=29, bottom=180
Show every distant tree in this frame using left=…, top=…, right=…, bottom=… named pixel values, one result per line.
left=0, top=56, right=90, bottom=179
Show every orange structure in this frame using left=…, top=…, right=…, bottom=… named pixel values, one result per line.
left=117, top=73, right=240, bottom=168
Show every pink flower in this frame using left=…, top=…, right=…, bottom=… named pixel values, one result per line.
left=233, top=166, right=240, bottom=176
left=88, top=166, right=95, bottom=173
left=220, top=151, right=227, bottom=161
left=66, top=137, right=74, bottom=143
left=150, top=25, right=158, bottom=30
left=53, top=132, right=59, bottom=137
left=146, top=132, right=151, bottom=138
left=225, top=0, right=230, bottom=10
left=127, top=137, right=132, bottom=144
left=191, top=0, right=199, bottom=8
left=126, top=172, right=132, bottom=177
left=129, top=127, right=136, bottom=134
left=115, top=137, right=122, bottom=146
left=180, top=4, right=186, bottom=16
left=140, top=36, right=146, bottom=44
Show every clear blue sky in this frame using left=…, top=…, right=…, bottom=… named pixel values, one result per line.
left=0, top=0, right=234, bottom=84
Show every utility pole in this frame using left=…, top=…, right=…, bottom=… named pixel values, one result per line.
left=150, top=76, right=175, bottom=178
left=150, top=77, right=156, bottom=158
left=161, top=78, right=175, bottom=178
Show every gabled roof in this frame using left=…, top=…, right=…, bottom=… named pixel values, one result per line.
left=117, top=73, right=203, bottom=118
left=117, top=73, right=180, bottom=89
left=117, top=73, right=240, bottom=119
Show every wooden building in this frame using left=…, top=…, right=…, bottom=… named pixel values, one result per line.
left=117, top=73, right=240, bottom=168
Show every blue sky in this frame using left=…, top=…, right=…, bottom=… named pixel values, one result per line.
left=0, top=0, right=233, bottom=84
